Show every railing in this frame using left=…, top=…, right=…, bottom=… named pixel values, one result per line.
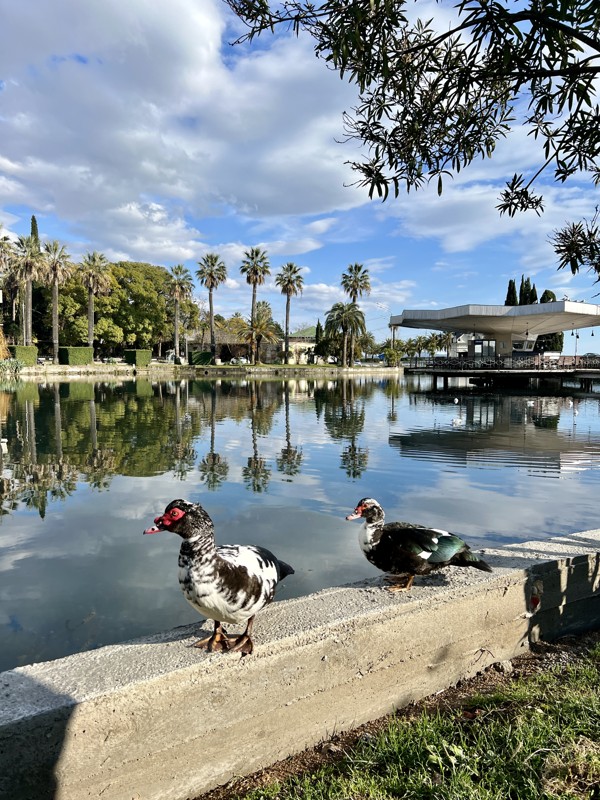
left=406, top=355, right=600, bottom=371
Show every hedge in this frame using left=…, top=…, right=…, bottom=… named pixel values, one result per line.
left=9, top=345, right=38, bottom=367
left=58, top=347, right=94, bottom=366
left=124, top=349, right=152, bottom=367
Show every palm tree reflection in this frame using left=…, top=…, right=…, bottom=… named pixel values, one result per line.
left=199, top=384, right=229, bottom=490
left=276, top=383, right=303, bottom=478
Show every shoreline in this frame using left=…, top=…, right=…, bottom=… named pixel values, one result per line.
left=18, top=362, right=402, bottom=380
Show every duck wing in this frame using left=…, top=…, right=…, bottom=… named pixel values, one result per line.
left=216, top=544, right=294, bottom=600
left=382, top=523, right=491, bottom=571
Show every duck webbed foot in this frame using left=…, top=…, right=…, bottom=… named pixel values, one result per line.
left=384, top=574, right=415, bottom=592
left=229, top=616, right=255, bottom=655
left=192, top=621, right=232, bottom=652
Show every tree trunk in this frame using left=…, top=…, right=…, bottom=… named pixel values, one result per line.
left=250, top=285, right=257, bottom=364
left=25, top=280, right=33, bottom=346
left=209, top=288, right=216, bottom=361
left=87, top=288, right=94, bottom=349
left=52, top=279, right=59, bottom=364
left=174, top=300, right=180, bottom=363
left=284, top=294, right=291, bottom=364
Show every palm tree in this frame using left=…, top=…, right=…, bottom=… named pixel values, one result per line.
left=80, top=252, right=111, bottom=352
left=13, top=235, right=43, bottom=346
left=324, top=302, right=366, bottom=368
left=167, top=265, right=193, bottom=363
left=341, top=263, right=371, bottom=365
left=0, top=227, right=14, bottom=351
left=439, top=331, right=454, bottom=357
left=42, top=241, right=73, bottom=363
left=275, top=262, right=304, bottom=364
left=0, top=224, right=14, bottom=276
left=196, top=253, right=227, bottom=363
left=240, top=247, right=270, bottom=363
left=231, top=302, right=279, bottom=363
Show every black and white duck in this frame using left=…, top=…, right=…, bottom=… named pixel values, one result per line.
left=144, top=499, right=294, bottom=654
left=345, top=497, right=492, bottom=591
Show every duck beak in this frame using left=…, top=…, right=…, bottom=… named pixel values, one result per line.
left=345, top=506, right=363, bottom=521
left=143, top=514, right=167, bottom=535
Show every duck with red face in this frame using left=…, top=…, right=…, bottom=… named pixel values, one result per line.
left=346, top=497, right=492, bottom=591
left=144, top=499, right=294, bottom=654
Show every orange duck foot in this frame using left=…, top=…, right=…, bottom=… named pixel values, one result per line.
left=384, top=574, right=415, bottom=592
left=192, top=621, right=232, bottom=652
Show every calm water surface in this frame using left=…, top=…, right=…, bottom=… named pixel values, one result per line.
left=1, top=374, right=600, bottom=671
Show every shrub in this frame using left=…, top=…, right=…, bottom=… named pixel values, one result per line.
left=189, top=350, right=212, bottom=366
left=9, top=345, right=38, bottom=367
left=58, top=347, right=94, bottom=366
left=124, top=349, right=152, bottom=367
left=0, top=359, right=23, bottom=379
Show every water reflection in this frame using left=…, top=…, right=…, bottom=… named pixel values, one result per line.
left=1, top=375, right=600, bottom=672
left=390, top=393, right=600, bottom=475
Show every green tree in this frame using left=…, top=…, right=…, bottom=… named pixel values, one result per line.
left=0, top=225, right=15, bottom=344
left=315, top=318, right=323, bottom=346
left=30, top=215, right=39, bottom=248
left=167, top=264, right=193, bottom=363
left=240, top=247, right=270, bottom=363
left=227, top=1, right=600, bottom=269
left=196, top=253, right=227, bottom=362
left=505, top=279, right=518, bottom=306
left=231, top=302, right=279, bottom=363
left=537, top=289, right=564, bottom=352
left=275, top=262, right=304, bottom=364
left=438, top=331, right=454, bottom=357
left=42, top=241, right=73, bottom=363
left=80, top=252, right=111, bottom=350
left=324, top=302, right=366, bottom=368
left=341, top=263, right=371, bottom=365
left=13, top=235, right=43, bottom=345
left=530, top=283, right=538, bottom=304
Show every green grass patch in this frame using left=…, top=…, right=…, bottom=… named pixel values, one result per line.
left=242, top=656, right=600, bottom=800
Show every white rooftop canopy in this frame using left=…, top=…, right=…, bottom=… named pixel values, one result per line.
left=390, top=301, right=600, bottom=339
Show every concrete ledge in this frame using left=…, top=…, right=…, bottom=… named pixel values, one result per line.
left=1, top=532, right=599, bottom=800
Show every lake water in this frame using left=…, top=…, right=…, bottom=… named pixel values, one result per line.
left=1, top=373, right=600, bottom=672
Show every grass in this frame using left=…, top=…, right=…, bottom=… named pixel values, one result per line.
left=242, top=644, right=600, bottom=800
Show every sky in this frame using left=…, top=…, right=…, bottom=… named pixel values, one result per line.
left=1, top=0, right=599, bottom=355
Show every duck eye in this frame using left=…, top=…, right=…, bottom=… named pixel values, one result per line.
left=171, top=509, right=181, bottom=518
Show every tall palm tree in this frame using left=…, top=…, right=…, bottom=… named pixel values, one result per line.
left=80, top=252, right=111, bottom=352
left=0, top=226, right=15, bottom=351
left=196, top=253, right=227, bottom=363
left=275, top=262, right=304, bottom=364
left=13, top=235, right=43, bottom=345
left=341, top=263, right=371, bottom=365
left=324, top=302, right=366, bottom=368
left=168, top=264, right=193, bottom=363
left=42, top=241, right=73, bottom=363
left=239, top=247, right=270, bottom=363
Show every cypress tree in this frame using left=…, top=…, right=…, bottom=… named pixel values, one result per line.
left=30, top=215, right=40, bottom=251
left=505, top=278, right=518, bottom=305
left=530, top=283, right=538, bottom=303
left=518, top=274, right=526, bottom=305
left=315, top=318, right=322, bottom=344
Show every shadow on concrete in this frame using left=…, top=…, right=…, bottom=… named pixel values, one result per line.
left=525, top=551, right=600, bottom=643
left=0, top=671, right=74, bottom=800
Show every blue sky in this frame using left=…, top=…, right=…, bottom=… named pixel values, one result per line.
left=1, top=0, right=599, bottom=353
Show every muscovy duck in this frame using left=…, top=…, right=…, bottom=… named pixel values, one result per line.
left=345, top=497, right=492, bottom=591
left=144, top=499, right=294, bottom=654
